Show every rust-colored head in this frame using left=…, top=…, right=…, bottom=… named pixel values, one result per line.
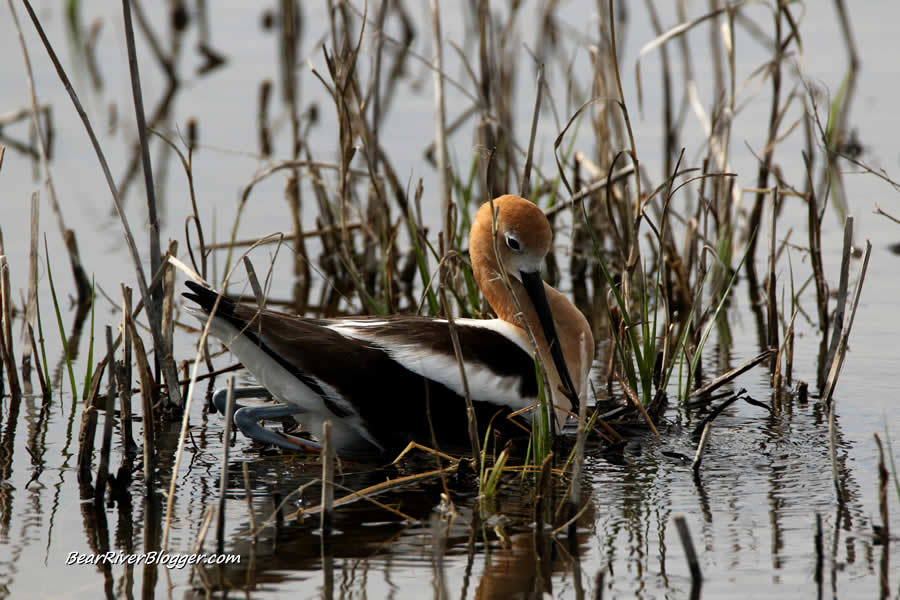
left=468, top=194, right=592, bottom=417
left=470, top=194, right=552, bottom=280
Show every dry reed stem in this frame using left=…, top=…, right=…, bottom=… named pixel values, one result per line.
left=391, top=441, right=459, bottom=465
left=118, top=287, right=135, bottom=457
left=690, top=349, right=773, bottom=398
left=546, top=165, right=635, bottom=218
left=691, top=422, right=711, bottom=477
left=22, top=191, right=40, bottom=373
left=205, top=223, right=364, bottom=251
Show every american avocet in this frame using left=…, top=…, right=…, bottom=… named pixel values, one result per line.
left=184, top=194, right=594, bottom=456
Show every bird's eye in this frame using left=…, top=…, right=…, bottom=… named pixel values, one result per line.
left=505, top=234, right=521, bottom=251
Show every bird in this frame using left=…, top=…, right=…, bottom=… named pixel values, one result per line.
left=183, top=194, right=594, bottom=457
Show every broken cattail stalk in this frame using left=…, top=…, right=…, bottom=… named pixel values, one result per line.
left=216, top=377, right=235, bottom=555
left=673, top=514, right=703, bottom=584
left=21, top=191, right=40, bottom=386
left=76, top=360, right=106, bottom=487
left=242, top=256, right=265, bottom=310
left=160, top=240, right=178, bottom=379
left=822, top=238, right=871, bottom=406
left=826, top=216, right=854, bottom=373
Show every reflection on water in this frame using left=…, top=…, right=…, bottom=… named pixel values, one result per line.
left=0, top=326, right=898, bottom=598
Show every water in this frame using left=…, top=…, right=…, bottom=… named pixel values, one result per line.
left=1, top=1, right=899, bottom=598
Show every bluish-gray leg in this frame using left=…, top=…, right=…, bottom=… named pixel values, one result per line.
left=211, top=386, right=270, bottom=415
left=233, top=405, right=323, bottom=452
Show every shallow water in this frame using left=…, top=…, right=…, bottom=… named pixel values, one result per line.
left=1, top=1, right=899, bottom=598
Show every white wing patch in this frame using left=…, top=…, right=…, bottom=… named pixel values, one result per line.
left=326, top=318, right=537, bottom=413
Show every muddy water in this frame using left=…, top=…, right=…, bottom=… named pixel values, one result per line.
left=1, top=2, right=899, bottom=598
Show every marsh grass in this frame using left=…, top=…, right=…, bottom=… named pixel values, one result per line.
left=1, top=0, right=893, bottom=596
